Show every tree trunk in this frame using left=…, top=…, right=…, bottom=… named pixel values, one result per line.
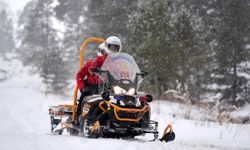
left=154, top=76, right=161, bottom=98
left=232, top=63, right=237, bottom=104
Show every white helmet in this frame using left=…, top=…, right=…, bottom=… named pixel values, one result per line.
left=97, top=43, right=107, bottom=56
left=105, top=36, right=122, bottom=53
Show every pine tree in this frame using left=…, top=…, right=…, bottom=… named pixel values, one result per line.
left=212, top=0, right=250, bottom=105
left=54, top=0, right=139, bottom=77
left=54, top=0, right=90, bottom=77
left=18, top=0, right=69, bottom=94
left=128, top=0, right=173, bottom=97
left=128, top=1, right=209, bottom=100
left=0, top=9, right=15, bottom=57
left=169, top=7, right=209, bottom=102
left=86, top=0, right=138, bottom=49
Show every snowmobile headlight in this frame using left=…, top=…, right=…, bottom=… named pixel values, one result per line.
left=127, top=88, right=135, bottom=95
left=113, top=86, right=127, bottom=95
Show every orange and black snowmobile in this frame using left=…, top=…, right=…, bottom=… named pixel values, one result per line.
left=48, top=37, right=175, bottom=142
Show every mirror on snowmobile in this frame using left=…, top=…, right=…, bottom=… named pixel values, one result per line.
left=134, top=71, right=148, bottom=91
left=146, top=95, right=153, bottom=102
left=137, top=71, right=149, bottom=78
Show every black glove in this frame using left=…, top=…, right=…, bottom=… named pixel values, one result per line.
left=101, top=92, right=110, bottom=101
left=146, top=95, right=153, bottom=102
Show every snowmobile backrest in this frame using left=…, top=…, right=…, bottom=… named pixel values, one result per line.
left=84, top=95, right=103, bottom=103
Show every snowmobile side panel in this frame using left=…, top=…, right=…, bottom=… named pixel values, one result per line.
left=106, top=101, right=150, bottom=122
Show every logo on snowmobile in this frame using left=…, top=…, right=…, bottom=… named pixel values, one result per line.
left=82, top=107, right=89, bottom=116
left=120, top=62, right=127, bottom=70
left=82, top=104, right=91, bottom=114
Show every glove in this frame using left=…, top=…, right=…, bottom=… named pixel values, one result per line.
left=139, top=95, right=153, bottom=104
left=146, top=95, right=153, bottom=102
left=91, top=121, right=100, bottom=133
left=101, top=92, right=110, bottom=101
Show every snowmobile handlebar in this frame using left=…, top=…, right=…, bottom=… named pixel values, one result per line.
left=90, top=68, right=107, bottom=74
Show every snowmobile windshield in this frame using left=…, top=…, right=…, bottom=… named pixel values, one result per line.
left=100, top=52, right=142, bottom=89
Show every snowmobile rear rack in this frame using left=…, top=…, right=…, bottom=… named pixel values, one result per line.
left=48, top=37, right=105, bottom=133
left=49, top=105, right=75, bottom=116
left=49, top=105, right=75, bottom=132
left=48, top=37, right=105, bottom=122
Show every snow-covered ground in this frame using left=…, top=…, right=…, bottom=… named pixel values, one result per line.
left=0, top=57, right=250, bottom=150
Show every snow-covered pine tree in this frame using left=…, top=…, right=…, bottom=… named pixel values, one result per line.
left=18, top=0, right=69, bottom=95
left=54, top=0, right=139, bottom=77
left=128, top=0, right=173, bottom=97
left=86, top=0, right=138, bottom=49
left=168, top=7, right=210, bottom=102
left=212, top=0, right=250, bottom=106
left=0, top=9, right=15, bottom=57
left=54, top=0, right=88, bottom=77
left=128, top=0, right=208, bottom=100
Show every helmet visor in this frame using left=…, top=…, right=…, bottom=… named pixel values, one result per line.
left=108, top=44, right=120, bottom=52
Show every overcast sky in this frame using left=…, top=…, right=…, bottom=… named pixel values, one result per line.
left=2, top=0, right=31, bottom=12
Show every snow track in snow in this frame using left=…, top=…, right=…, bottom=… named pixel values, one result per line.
left=0, top=75, right=250, bottom=150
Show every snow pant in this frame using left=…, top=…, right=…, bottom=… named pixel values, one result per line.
left=76, top=85, right=98, bottom=120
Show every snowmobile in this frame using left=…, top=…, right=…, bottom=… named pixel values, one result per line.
left=48, top=37, right=175, bottom=142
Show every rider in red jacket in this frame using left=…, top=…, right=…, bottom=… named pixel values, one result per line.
left=76, top=60, right=96, bottom=91
left=75, top=43, right=107, bottom=119
left=76, top=36, right=122, bottom=93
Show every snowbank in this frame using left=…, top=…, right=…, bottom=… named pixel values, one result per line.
left=0, top=56, right=250, bottom=150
